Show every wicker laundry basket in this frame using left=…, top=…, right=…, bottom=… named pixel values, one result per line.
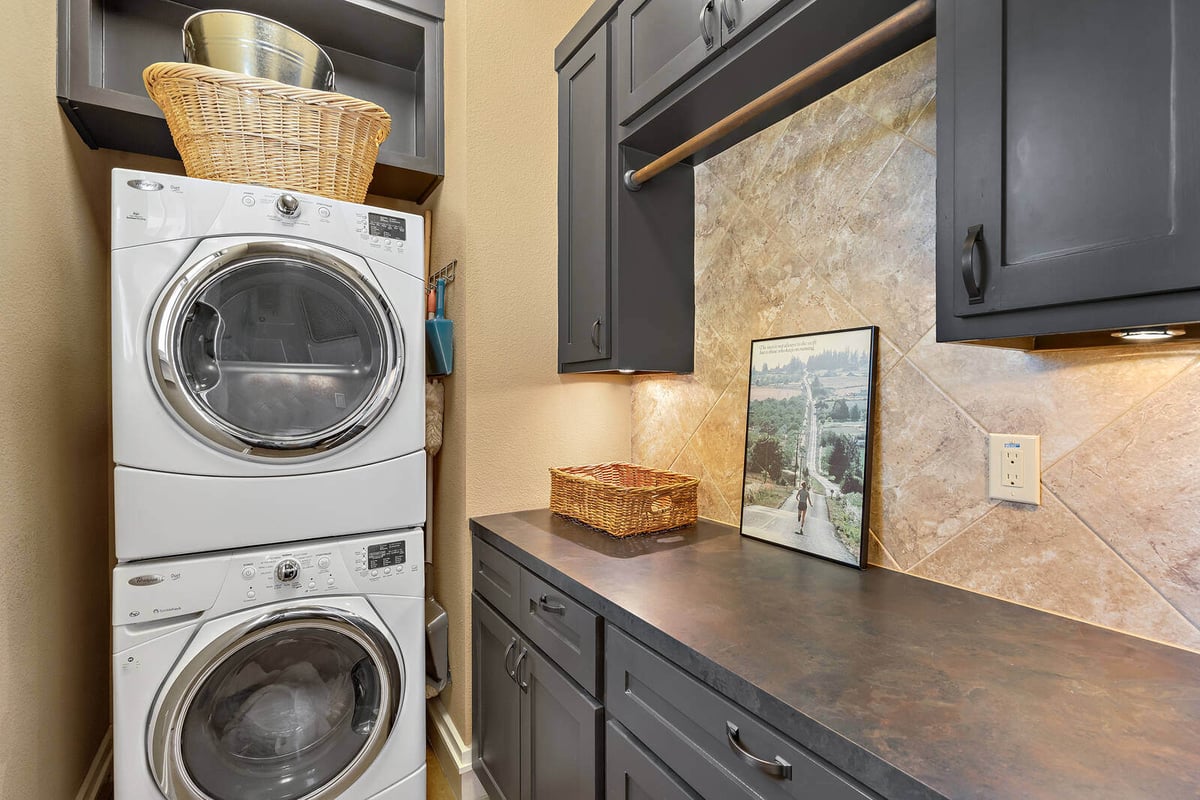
left=550, top=462, right=699, bottom=537
left=143, top=62, right=391, bottom=202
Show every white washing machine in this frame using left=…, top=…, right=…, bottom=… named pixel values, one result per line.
left=113, top=528, right=425, bottom=800
left=111, top=169, right=426, bottom=561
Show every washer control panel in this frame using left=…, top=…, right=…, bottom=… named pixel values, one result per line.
left=113, top=529, right=424, bottom=625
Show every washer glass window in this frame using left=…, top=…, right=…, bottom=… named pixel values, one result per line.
left=179, top=626, right=389, bottom=800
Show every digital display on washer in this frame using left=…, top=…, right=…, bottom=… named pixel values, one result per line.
left=368, top=213, right=407, bottom=241
left=367, top=541, right=407, bottom=570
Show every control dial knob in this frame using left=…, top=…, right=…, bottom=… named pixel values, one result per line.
left=275, top=559, right=301, bottom=583
left=275, top=193, right=301, bottom=218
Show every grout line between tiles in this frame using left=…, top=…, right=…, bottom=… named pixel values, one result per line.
left=905, top=500, right=1000, bottom=574
left=900, top=564, right=1200, bottom=656
left=1040, top=353, right=1200, bottom=475
left=1043, top=484, right=1200, bottom=634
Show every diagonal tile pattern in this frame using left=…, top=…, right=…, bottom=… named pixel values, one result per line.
left=630, top=40, right=1200, bottom=652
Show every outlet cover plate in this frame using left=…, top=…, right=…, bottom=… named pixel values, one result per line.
left=988, top=434, right=1041, bottom=505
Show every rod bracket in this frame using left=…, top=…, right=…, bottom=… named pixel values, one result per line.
left=623, top=169, right=642, bottom=192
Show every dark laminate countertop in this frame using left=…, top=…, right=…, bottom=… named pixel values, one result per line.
left=470, top=510, right=1200, bottom=800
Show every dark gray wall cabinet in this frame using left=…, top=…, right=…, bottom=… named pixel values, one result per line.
left=937, top=0, right=1200, bottom=348
left=615, top=0, right=721, bottom=125
left=557, top=21, right=696, bottom=374
left=57, top=0, right=444, bottom=202
left=557, top=0, right=933, bottom=373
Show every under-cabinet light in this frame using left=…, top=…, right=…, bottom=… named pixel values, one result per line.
left=618, top=369, right=636, bottom=374
left=1111, top=327, right=1186, bottom=341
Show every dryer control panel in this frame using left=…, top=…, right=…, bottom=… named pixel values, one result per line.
left=113, top=528, right=424, bottom=625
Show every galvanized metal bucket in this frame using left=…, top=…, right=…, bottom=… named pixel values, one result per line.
left=182, top=10, right=336, bottom=91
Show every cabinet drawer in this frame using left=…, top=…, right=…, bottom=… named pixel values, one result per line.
left=473, top=537, right=521, bottom=621
left=606, top=626, right=877, bottom=800
left=518, top=569, right=602, bottom=695
left=607, top=720, right=701, bottom=800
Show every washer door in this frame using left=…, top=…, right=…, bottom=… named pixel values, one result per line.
left=150, top=608, right=403, bottom=800
left=150, top=240, right=403, bottom=459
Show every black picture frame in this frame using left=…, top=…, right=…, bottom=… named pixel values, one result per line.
left=737, top=326, right=878, bottom=569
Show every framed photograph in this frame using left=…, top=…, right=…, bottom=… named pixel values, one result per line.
left=738, top=326, right=878, bottom=568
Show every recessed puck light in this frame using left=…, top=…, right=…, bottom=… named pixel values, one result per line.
left=1111, top=327, right=1185, bottom=341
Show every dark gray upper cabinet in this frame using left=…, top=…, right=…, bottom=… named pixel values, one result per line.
left=559, top=25, right=612, bottom=365
left=937, top=0, right=1200, bottom=347
left=56, top=0, right=444, bottom=202
left=616, top=0, right=720, bottom=124
left=558, top=21, right=696, bottom=374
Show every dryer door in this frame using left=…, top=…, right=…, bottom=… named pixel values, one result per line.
left=150, top=607, right=404, bottom=800
left=150, top=240, right=403, bottom=460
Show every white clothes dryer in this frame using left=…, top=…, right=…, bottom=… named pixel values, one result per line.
left=113, top=528, right=425, bottom=800
left=111, top=170, right=426, bottom=561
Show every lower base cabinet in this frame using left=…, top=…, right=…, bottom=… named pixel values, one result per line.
left=472, top=595, right=602, bottom=799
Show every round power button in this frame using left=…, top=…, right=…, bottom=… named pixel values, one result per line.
left=317, top=556, right=331, bottom=570
left=241, top=566, right=256, bottom=580
left=275, top=559, right=301, bottom=583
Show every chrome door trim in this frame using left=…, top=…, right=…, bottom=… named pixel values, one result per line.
left=148, top=605, right=404, bottom=800
left=149, top=240, right=404, bottom=460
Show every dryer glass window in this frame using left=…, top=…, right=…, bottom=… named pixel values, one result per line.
left=175, top=257, right=393, bottom=449
left=179, top=626, right=389, bottom=800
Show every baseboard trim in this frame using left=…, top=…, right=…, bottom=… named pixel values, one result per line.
left=427, top=697, right=486, bottom=800
left=76, top=726, right=113, bottom=800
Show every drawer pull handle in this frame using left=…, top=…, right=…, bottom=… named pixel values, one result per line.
left=514, top=647, right=530, bottom=691
left=699, top=0, right=715, bottom=49
left=538, top=594, right=567, bottom=615
left=726, top=722, right=792, bottom=780
left=503, top=637, right=518, bottom=680
left=961, top=224, right=984, bottom=305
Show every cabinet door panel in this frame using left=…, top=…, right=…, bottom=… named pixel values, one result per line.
left=607, top=720, right=701, bottom=800
left=520, top=643, right=603, bottom=800
left=559, top=24, right=612, bottom=364
left=473, top=597, right=522, bottom=800
left=616, top=0, right=720, bottom=123
left=948, top=0, right=1200, bottom=319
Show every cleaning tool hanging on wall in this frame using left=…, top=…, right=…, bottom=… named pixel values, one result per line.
left=426, top=272, right=454, bottom=377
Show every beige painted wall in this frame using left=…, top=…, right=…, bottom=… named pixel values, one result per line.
left=632, top=40, right=1200, bottom=653
left=424, top=0, right=632, bottom=738
left=0, top=3, right=182, bottom=797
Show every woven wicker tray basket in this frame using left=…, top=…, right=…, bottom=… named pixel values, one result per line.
left=550, top=462, right=699, bottom=537
left=143, top=62, right=391, bottom=203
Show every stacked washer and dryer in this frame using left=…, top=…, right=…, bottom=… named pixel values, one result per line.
left=110, top=169, right=428, bottom=800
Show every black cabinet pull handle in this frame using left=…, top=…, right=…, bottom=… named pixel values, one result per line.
left=503, top=637, right=518, bottom=680
left=514, top=647, right=530, bottom=691
left=699, top=0, right=715, bottom=48
left=726, top=722, right=792, bottom=780
left=719, top=0, right=738, bottom=33
left=590, top=318, right=602, bottom=351
left=961, top=224, right=984, bottom=305
left=538, top=594, right=567, bottom=615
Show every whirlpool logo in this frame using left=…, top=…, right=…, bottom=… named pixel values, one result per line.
left=128, top=574, right=164, bottom=587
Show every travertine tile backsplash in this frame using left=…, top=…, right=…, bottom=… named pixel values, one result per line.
left=631, top=40, right=1200, bottom=652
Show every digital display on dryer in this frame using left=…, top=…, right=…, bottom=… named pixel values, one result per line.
left=367, top=541, right=407, bottom=569
left=368, top=213, right=407, bottom=241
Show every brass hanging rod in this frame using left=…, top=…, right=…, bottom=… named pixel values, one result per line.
left=623, top=0, right=934, bottom=191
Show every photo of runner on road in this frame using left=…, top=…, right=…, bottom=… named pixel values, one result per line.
left=796, top=481, right=809, bottom=532
left=739, top=327, right=878, bottom=568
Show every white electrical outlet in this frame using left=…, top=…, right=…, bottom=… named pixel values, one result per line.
left=988, top=434, right=1041, bottom=505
